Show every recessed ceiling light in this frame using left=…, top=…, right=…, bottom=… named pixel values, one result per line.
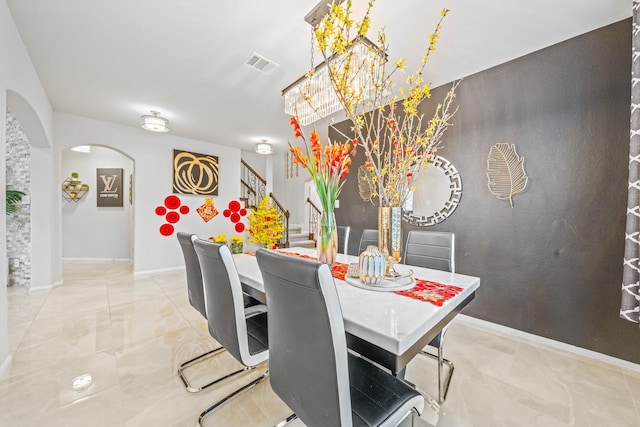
left=70, top=145, right=91, bottom=153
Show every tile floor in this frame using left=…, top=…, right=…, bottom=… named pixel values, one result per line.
left=1, top=261, right=639, bottom=426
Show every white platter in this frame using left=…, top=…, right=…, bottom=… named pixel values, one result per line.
left=344, top=275, right=415, bottom=292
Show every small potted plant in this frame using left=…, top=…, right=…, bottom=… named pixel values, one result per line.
left=230, top=236, right=243, bottom=254
left=210, top=233, right=227, bottom=245
left=6, top=190, right=25, bottom=214
left=70, top=172, right=81, bottom=185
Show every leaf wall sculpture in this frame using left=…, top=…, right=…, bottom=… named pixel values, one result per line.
left=357, top=165, right=375, bottom=203
left=487, top=143, right=528, bottom=208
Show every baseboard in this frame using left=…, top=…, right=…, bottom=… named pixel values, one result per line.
left=29, top=279, right=64, bottom=291
left=133, top=266, right=184, bottom=277
left=0, top=354, right=12, bottom=380
left=455, top=314, right=640, bottom=373
left=62, top=258, right=131, bottom=263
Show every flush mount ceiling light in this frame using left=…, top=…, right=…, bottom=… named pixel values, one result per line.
left=255, top=140, right=273, bottom=155
left=140, top=110, right=169, bottom=133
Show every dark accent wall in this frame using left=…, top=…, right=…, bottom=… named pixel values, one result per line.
left=333, top=19, right=640, bottom=364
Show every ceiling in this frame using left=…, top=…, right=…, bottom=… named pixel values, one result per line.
left=6, top=0, right=631, bottom=153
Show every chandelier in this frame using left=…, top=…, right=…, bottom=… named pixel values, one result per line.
left=282, top=37, right=385, bottom=126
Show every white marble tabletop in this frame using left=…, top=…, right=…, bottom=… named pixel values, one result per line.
left=233, top=247, right=480, bottom=357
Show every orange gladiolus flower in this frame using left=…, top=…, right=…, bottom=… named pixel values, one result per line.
left=290, top=116, right=302, bottom=139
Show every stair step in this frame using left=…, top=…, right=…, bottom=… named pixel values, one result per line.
left=289, top=239, right=316, bottom=249
left=288, top=224, right=302, bottom=233
left=289, top=232, right=312, bottom=240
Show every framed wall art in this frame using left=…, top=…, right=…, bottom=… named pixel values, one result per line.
left=97, top=168, right=124, bottom=207
left=172, top=149, right=219, bottom=195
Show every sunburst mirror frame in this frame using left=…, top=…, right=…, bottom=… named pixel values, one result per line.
left=402, top=155, right=462, bottom=227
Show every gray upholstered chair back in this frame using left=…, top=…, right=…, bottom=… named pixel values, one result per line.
left=177, top=232, right=207, bottom=318
left=358, top=228, right=378, bottom=254
left=404, top=231, right=455, bottom=273
left=256, top=249, right=352, bottom=426
left=337, top=225, right=350, bottom=256
left=193, top=238, right=256, bottom=365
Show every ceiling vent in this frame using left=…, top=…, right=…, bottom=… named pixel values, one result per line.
left=244, top=52, right=279, bottom=75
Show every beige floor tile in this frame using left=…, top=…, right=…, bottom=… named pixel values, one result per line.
left=4, top=262, right=640, bottom=426
left=110, top=296, right=191, bottom=350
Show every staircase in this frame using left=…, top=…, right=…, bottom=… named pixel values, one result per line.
left=241, top=159, right=291, bottom=248
left=288, top=224, right=315, bottom=249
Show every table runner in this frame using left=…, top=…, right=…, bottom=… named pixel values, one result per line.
left=394, top=279, right=463, bottom=307
left=244, top=251, right=461, bottom=306
left=245, top=251, right=348, bottom=280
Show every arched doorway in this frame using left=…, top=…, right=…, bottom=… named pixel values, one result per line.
left=61, top=146, right=134, bottom=263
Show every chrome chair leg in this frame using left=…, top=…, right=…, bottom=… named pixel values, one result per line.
left=274, top=413, right=298, bottom=427
left=419, top=348, right=454, bottom=403
left=196, top=369, right=269, bottom=427
left=178, top=346, right=226, bottom=392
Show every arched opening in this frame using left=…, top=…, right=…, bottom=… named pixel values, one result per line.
left=61, top=145, right=134, bottom=264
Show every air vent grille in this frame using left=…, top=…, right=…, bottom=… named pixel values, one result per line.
left=244, top=52, right=279, bottom=75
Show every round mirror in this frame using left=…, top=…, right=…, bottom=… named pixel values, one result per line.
left=402, top=155, right=462, bottom=226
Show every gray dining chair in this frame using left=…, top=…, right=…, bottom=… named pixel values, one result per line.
left=337, top=225, right=350, bottom=256
left=176, top=232, right=264, bottom=393
left=256, top=248, right=424, bottom=427
left=193, top=238, right=269, bottom=426
left=176, top=232, right=224, bottom=392
left=358, top=228, right=378, bottom=254
left=403, top=230, right=455, bottom=403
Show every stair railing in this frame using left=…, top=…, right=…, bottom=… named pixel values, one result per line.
left=269, top=193, right=290, bottom=248
left=241, top=159, right=266, bottom=208
left=307, top=198, right=321, bottom=241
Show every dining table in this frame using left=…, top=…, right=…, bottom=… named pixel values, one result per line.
left=233, top=247, right=480, bottom=377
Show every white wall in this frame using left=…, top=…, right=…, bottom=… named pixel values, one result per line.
left=61, top=147, right=133, bottom=260
left=1, top=0, right=54, bottom=375
left=54, top=112, right=243, bottom=273
left=240, top=151, right=267, bottom=178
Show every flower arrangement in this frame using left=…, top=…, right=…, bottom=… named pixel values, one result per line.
left=210, top=233, right=227, bottom=244
left=289, top=116, right=354, bottom=213
left=303, top=0, right=459, bottom=207
left=247, top=195, right=285, bottom=249
left=289, top=117, right=354, bottom=265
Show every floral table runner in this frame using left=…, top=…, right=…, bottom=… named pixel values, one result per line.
left=244, top=251, right=348, bottom=280
left=394, top=279, right=463, bottom=307
left=244, top=251, right=461, bottom=306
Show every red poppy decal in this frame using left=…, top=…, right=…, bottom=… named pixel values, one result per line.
left=166, top=211, right=180, bottom=223
left=235, top=223, right=245, bottom=233
left=155, top=206, right=167, bottom=216
left=223, top=209, right=231, bottom=217
left=230, top=213, right=241, bottom=223
left=228, top=200, right=241, bottom=212
left=164, top=195, right=181, bottom=209
left=179, top=205, right=190, bottom=214
left=160, top=224, right=174, bottom=236
left=239, top=208, right=247, bottom=216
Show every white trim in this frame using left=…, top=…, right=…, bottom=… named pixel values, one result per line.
left=62, top=258, right=131, bottom=263
left=133, top=266, right=183, bottom=277
left=30, top=284, right=55, bottom=290
left=455, top=314, right=640, bottom=373
left=0, top=355, right=12, bottom=380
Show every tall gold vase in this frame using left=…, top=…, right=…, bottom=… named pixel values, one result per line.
left=378, top=206, right=403, bottom=262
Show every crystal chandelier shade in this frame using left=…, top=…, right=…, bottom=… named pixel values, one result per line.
left=282, top=38, right=385, bottom=126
